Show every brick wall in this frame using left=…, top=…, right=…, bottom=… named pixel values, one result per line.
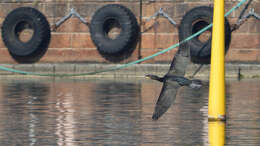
left=0, top=0, right=259, bottom=64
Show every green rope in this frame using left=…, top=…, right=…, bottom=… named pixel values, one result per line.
left=0, top=0, right=248, bottom=77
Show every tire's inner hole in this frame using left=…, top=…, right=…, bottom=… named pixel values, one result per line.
left=192, top=20, right=211, bottom=43
left=104, top=18, right=121, bottom=40
left=15, top=21, right=34, bottom=43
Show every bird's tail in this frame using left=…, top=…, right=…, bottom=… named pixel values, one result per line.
left=189, top=80, right=209, bottom=89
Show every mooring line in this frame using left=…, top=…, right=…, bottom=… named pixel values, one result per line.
left=0, top=0, right=248, bottom=77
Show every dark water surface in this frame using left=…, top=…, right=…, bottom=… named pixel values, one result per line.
left=0, top=78, right=259, bottom=146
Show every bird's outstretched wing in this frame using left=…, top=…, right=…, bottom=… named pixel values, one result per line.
left=152, top=80, right=181, bottom=120
left=152, top=50, right=190, bottom=120
left=167, top=52, right=190, bottom=76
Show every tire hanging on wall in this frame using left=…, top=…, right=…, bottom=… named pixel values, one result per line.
left=1, top=7, right=51, bottom=62
left=90, top=4, right=139, bottom=55
left=179, top=6, right=231, bottom=64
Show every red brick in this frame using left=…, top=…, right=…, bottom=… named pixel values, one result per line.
left=49, top=33, right=71, bottom=48
left=69, top=3, right=104, bottom=17
left=142, top=18, right=178, bottom=33
left=154, top=2, right=175, bottom=17
left=140, top=49, right=156, bottom=63
left=225, top=2, right=236, bottom=18
left=142, top=2, right=176, bottom=19
left=43, top=3, right=67, bottom=17
left=156, top=19, right=178, bottom=33
left=0, top=3, right=45, bottom=17
left=226, top=49, right=260, bottom=62
left=107, top=47, right=141, bottom=64
left=155, top=49, right=177, bottom=63
left=248, top=19, right=260, bottom=33
left=229, top=18, right=249, bottom=33
left=187, top=2, right=213, bottom=11
left=230, top=34, right=260, bottom=49
left=141, top=47, right=177, bottom=63
left=234, top=2, right=247, bottom=18
left=253, top=2, right=260, bottom=14
left=125, top=3, right=140, bottom=18
left=71, top=34, right=95, bottom=48
left=53, top=18, right=74, bottom=33
left=142, top=33, right=178, bottom=50
left=0, top=48, right=16, bottom=64
left=175, top=3, right=189, bottom=18
left=0, top=35, right=5, bottom=48
left=49, top=17, right=89, bottom=33
left=141, top=34, right=156, bottom=49
left=0, top=3, right=21, bottom=17
left=0, top=18, right=4, bottom=25
left=40, top=48, right=105, bottom=63
left=70, top=18, right=90, bottom=32
left=142, top=3, right=156, bottom=18
left=46, top=17, right=57, bottom=26
left=52, top=17, right=90, bottom=33
left=40, top=47, right=140, bottom=63
left=142, top=19, right=157, bottom=33
left=155, top=34, right=179, bottom=49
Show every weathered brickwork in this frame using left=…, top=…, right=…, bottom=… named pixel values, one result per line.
left=0, top=0, right=259, bottom=64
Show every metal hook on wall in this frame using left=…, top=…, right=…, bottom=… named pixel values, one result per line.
left=52, top=8, right=89, bottom=31
left=145, top=8, right=177, bottom=26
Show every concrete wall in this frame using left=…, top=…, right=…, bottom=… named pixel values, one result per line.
left=0, top=0, right=259, bottom=64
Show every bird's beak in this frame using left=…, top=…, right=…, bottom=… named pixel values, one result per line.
left=145, top=74, right=150, bottom=78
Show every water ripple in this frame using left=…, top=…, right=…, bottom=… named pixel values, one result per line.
left=0, top=78, right=259, bottom=145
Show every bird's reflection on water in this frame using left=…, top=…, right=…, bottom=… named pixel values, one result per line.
left=0, top=78, right=259, bottom=145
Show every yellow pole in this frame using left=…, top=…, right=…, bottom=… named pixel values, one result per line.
left=208, top=0, right=226, bottom=121
left=208, top=121, right=225, bottom=146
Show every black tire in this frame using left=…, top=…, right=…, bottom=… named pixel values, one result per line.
left=1, top=7, right=51, bottom=62
left=90, top=4, right=139, bottom=55
left=179, top=6, right=231, bottom=64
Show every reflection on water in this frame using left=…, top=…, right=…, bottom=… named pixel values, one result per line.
left=209, top=121, right=225, bottom=146
left=226, top=80, right=260, bottom=146
left=0, top=78, right=259, bottom=145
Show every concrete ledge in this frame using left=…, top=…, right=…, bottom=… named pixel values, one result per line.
left=0, top=63, right=259, bottom=78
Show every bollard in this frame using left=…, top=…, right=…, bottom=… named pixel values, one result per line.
left=208, top=0, right=226, bottom=121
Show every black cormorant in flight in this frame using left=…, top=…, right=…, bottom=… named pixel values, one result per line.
left=146, top=46, right=207, bottom=120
